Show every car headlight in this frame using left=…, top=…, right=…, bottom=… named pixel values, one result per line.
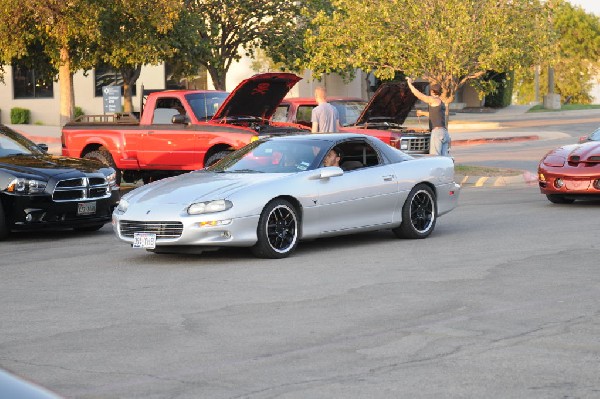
left=5, top=178, right=47, bottom=194
left=106, top=171, right=117, bottom=187
left=187, top=199, right=232, bottom=215
left=115, top=198, right=129, bottom=214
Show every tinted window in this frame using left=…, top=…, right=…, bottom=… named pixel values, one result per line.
left=186, top=93, right=229, bottom=120
left=12, top=64, right=53, bottom=99
left=94, top=64, right=137, bottom=97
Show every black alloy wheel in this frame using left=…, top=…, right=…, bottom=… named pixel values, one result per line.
left=251, top=199, right=299, bottom=259
left=393, top=183, right=436, bottom=239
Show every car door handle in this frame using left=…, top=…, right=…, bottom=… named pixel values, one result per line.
left=382, top=175, right=395, bottom=181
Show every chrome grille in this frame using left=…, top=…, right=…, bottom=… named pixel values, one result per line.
left=53, top=177, right=110, bottom=202
left=119, top=220, right=184, bottom=239
left=407, top=136, right=430, bottom=152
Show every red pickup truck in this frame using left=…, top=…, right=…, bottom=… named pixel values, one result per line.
left=273, top=82, right=431, bottom=154
left=61, top=73, right=308, bottom=184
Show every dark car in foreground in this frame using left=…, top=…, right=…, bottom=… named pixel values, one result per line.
left=538, top=140, right=600, bottom=203
left=0, top=125, right=120, bottom=239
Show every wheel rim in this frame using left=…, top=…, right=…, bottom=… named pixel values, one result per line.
left=266, top=205, right=297, bottom=253
left=410, top=190, right=435, bottom=233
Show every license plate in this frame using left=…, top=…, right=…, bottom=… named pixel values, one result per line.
left=77, top=201, right=96, bottom=215
left=133, top=232, right=156, bottom=249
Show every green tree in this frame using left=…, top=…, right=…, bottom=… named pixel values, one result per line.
left=0, top=0, right=102, bottom=125
left=514, top=0, right=600, bottom=104
left=96, top=0, right=184, bottom=112
left=305, top=0, right=553, bottom=113
left=182, top=0, right=300, bottom=90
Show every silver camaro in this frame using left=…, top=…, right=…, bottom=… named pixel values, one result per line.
left=112, top=133, right=460, bottom=258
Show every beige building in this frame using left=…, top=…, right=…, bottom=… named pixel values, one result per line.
left=0, top=57, right=479, bottom=126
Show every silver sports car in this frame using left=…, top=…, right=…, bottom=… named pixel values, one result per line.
left=113, top=133, right=460, bottom=258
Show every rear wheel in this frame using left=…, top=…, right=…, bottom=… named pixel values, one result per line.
left=251, top=199, right=299, bottom=259
left=546, top=194, right=575, bottom=204
left=0, top=201, right=8, bottom=240
left=393, top=184, right=436, bottom=239
left=83, top=148, right=121, bottom=184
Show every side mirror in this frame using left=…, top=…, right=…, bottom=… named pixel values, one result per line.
left=171, top=114, right=190, bottom=125
left=37, top=143, right=49, bottom=152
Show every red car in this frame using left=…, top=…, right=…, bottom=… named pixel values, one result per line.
left=274, top=82, right=431, bottom=154
left=538, top=141, right=600, bottom=203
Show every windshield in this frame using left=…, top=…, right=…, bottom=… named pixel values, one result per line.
left=207, top=139, right=331, bottom=173
left=185, top=92, right=229, bottom=121
left=0, top=126, right=44, bottom=157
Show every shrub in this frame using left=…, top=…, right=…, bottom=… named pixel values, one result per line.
left=10, top=107, right=31, bottom=124
left=74, top=106, right=84, bottom=119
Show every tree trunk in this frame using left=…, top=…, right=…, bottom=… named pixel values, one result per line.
left=59, top=46, right=74, bottom=126
left=207, top=66, right=226, bottom=91
left=120, top=65, right=142, bottom=113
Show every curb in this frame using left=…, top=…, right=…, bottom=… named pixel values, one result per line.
left=457, top=171, right=538, bottom=187
left=452, top=135, right=539, bottom=147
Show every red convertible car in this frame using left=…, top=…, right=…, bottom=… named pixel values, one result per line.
left=538, top=140, right=600, bottom=203
left=273, top=82, right=431, bottom=154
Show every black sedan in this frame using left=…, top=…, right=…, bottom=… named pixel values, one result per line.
left=0, top=125, right=119, bottom=239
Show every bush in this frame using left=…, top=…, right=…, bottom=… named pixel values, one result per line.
left=74, top=106, right=84, bottom=119
left=10, top=107, right=31, bottom=124
left=484, top=71, right=514, bottom=108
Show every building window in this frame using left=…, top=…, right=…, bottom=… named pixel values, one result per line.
left=94, top=65, right=136, bottom=97
left=12, top=64, right=54, bottom=99
left=165, top=62, right=207, bottom=90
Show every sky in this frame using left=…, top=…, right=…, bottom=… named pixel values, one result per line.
left=567, top=0, right=600, bottom=15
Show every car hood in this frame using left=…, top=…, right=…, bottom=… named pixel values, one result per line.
left=543, top=141, right=600, bottom=164
left=354, top=81, right=427, bottom=126
left=125, top=171, right=286, bottom=206
left=0, top=154, right=106, bottom=179
left=212, top=73, right=302, bottom=120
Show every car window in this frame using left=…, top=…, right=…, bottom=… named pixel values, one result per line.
left=208, top=139, right=327, bottom=173
left=272, top=105, right=289, bottom=122
left=186, top=92, right=229, bottom=120
left=331, top=100, right=367, bottom=126
left=0, top=131, right=33, bottom=156
left=333, top=140, right=381, bottom=169
left=297, top=105, right=315, bottom=125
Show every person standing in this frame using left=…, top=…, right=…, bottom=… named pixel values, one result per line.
left=311, top=86, right=340, bottom=133
left=406, top=77, right=451, bottom=156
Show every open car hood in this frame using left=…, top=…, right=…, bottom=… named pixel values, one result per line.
left=212, top=73, right=302, bottom=120
left=354, top=81, right=427, bottom=126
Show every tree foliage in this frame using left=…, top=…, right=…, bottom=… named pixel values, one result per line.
left=514, top=0, right=600, bottom=104
left=182, top=0, right=301, bottom=90
left=0, top=0, right=103, bottom=125
left=305, top=0, right=553, bottom=109
left=96, top=0, right=183, bottom=112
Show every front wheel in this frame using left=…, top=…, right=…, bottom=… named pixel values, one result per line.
left=546, top=194, right=575, bottom=204
left=251, top=199, right=299, bottom=259
left=393, top=184, right=436, bottom=239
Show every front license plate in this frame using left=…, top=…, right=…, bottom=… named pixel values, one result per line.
left=77, top=201, right=96, bottom=215
left=133, top=232, right=157, bottom=249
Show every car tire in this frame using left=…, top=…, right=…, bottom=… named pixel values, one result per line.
left=83, top=148, right=121, bottom=184
left=251, top=199, right=299, bottom=259
left=0, top=201, right=8, bottom=240
left=546, top=194, right=575, bottom=204
left=205, top=150, right=232, bottom=167
left=393, top=183, right=436, bottom=239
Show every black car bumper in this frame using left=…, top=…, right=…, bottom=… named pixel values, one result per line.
left=3, top=188, right=120, bottom=231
